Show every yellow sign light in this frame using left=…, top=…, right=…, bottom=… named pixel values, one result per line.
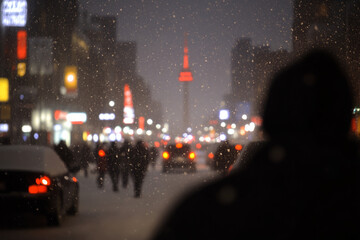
left=17, top=62, right=26, bottom=77
left=0, top=78, right=9, bottom=102
left=64, top=66, right=77, bottom=92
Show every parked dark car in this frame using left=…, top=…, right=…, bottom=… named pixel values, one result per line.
left=205, top=142, right=243, bottom=171
left=204, top=143, right=219, bottom=170
left=162, top=143, right=196, bottom=173
left=0, top=145, right=79, bottom=226
left=228, top=140, right=266, bottom=173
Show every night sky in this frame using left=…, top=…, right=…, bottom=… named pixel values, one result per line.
left=80, top=0, right=293, bottom=134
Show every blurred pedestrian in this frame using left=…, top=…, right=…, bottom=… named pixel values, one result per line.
left=149, top=146, right=159, bottom=170
left=151, top=49, right=360, bottom=239
left=119, top=139, right=133, bottom=189
left=213, top=140, right=238, bottom=176
left=79, top=142, right=91, bottom=177
left=131, top=140, right=150, bottom=198
left=55, top=140, right=78, bottom=173
left=108, top=142, right=120, bottom=192
left=95, top=142, right=108, bottom=189
left=71, top=143, right=82, bottom=174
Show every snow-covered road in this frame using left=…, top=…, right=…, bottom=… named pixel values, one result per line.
left=1, top=159, right=219, bottom=240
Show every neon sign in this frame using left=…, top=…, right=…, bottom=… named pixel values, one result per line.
left=66, top=112, right=87, bottom=125
left=1, top=0, right=28, bottom=27
left=123, top=84, right=135, bottom=124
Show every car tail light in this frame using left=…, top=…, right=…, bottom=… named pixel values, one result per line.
left=98, top=149, right=106, bottom=157
left=29, top=175, right=51, bottom=194
left=208, top=152, right=214, bottom=159
left=72, top=177, right=78, bottom=182
left=36, top=176, right=51, bottom=186
left=235, top=144, right=243, bottom=151
left=189, top=152, right=196, bottom=160
left=29, top=185, right=47, bottom=194
left=162, top=151, right=170, bottom=159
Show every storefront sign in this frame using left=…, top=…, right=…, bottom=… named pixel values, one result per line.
left=1, top=0, right=27, bottom=27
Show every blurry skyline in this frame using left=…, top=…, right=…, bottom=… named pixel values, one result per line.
left=80, top=0, right=293, bottom=134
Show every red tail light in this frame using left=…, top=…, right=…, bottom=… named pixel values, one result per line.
left=235, top=144, right=243, bottom=151
left=208, top=152, right=214, bottom=159
left=36, top=176, right=51, bottom=186
left=29, top=175, right=51, bottom=194
left=162, top=151, right=170, bottom=159
left=189, top=152, right=196, bottom=160
left=72, top=177, right=78, bottom=182
left=98, top=149, right=106, bottom=157
left=29, top=185, right=47, bottom=194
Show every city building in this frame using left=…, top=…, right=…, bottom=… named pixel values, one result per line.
left=229, top=38, right=290, bottom=123
left=292, top=0, right=360, bottom=106
left=0, top=0, right=162, bottom=145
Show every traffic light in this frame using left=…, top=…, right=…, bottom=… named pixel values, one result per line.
left=64, top=66, right=77, bottom=93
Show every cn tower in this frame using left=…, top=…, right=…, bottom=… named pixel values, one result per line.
left=178, top=33, right=193, bottom=134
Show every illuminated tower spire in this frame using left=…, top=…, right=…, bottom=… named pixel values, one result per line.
left=178, top=32, right=193, bottom=134
left=179, top=33, right=193, bottom=82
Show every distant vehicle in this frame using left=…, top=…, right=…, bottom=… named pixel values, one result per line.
left=0, top=145, right=79, bottom=226
left=205, top=142, right=243, bottom=171
left=162, top=143, right=196, bottom=173
left=204, top=143, right=220, bottom=170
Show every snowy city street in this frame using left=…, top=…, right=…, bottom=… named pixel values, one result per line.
left=0, top=153, right=218, bottom=240
left=1, top=0, right=359, bottom=239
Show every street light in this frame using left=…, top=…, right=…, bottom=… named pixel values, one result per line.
left=64, top=66, right=78, bottom=94
left=147, top=119, right=153, bottom=125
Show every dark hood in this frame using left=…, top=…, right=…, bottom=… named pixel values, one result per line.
left=262, top=49, right=354, bottom=141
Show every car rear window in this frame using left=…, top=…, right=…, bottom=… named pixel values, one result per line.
left=165, top=144, right=191, bottom=155
left=0, top=145, right=68, bottom=175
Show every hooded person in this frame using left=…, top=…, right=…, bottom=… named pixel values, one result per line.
left=151, top=49, right=360, bottom=240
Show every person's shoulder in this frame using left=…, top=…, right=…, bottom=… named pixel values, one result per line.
left=175, top=171, right=247, bottom=210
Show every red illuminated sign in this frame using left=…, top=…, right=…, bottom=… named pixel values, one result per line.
left=139, top=116, right=145, bottom=130
left=124, top=84, right=133, bottom=108
left=17, top=30, right=27, bottom=60
left=179, top=71, right=193, bottom=82
left=123, top=84, right=135, bottom=124
left=178, top=33, right=193, bottom=82
left=54, top=110, right=68, bottom=120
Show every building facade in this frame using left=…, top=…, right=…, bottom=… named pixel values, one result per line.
left=292, top=0, right=360, bottom=106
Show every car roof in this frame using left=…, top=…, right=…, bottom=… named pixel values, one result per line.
left=0, top=145, right=68, bottom=175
